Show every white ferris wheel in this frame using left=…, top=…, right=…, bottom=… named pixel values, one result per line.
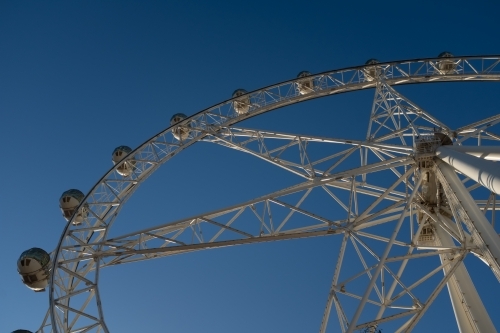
left=15, top=53, right=500, bottom=333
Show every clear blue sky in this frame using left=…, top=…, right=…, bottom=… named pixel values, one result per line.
left=1, top=1, right=500, bottom=332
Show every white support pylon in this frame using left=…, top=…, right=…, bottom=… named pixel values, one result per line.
left=436, top=146, right=500, bottom=194
left=436, top=161, right=500, bottom=280
left=435, top=224, right=497, bottom=333
left=440, top=145, right=500, bottom=161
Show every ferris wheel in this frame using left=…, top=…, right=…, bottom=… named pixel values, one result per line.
left=15, top=53, right=500, bottom=333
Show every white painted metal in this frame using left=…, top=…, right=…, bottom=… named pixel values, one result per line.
left=28, top=55, right=500, bottom=333
left=435, top=224, right=496, bottom=333
left=345, top=177, right=423, bottom=333
left=441, top=145, right=500, bottom=161
left=436, top=161, right=500, bottom=280
left=436, top=146, right=500, bottom=193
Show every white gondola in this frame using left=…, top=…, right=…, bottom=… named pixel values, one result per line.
left=364, top=59, right=380, bottom=81
left=438, top=51, right=456, bottom=73
left=232, top=89, right=250, bottom=115
left=17, top=248, right=51, bottom=292
left=170, top=113, right=191, bottom=140
left=59, top=189, right=88, bottom=225
left=296, top=71, right=315, bottom=95
left=112, top=145, right=136, bottom=177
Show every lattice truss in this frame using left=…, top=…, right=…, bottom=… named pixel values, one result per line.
left=37, top=56, right=500, bottom=333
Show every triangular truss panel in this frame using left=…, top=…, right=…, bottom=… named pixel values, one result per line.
left=205, top=126, right=412, bottom=180
left=366, top=82, right=451, bottom=146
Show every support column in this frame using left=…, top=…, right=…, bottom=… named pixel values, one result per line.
left=436, top=161, right=500, bottom=280
left=436, top=146, right=500, bottom=194
left=435, top=224, right=497, bottom=333
left=442, top=146, right=500, bottom=161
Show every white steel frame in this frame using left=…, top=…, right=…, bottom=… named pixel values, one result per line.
left=32, top=55, right=500, bottom=333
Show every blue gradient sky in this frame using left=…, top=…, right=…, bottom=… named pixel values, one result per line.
left=1, top=1, right=500, bottom=332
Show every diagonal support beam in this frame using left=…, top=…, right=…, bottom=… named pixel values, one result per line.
left=437, top=146, right=500, bottom=193
left=443, top=145, right=500, bottom=161
left=435, top=223, right=496, bottom=333
left=436, top=161, right=500, bottom=281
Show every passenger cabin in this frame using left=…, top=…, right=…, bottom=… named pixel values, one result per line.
left=17, top=248, right=51, bottom=292
left=437, top=51, right=456, bottom=73
left=364, top=59, right=380, bottom=81
left=296, top=71, right=314, bottom=95
left=170, top=113, right=191, bottom=140
left=112, top=145, right=136, bottom=177
left=59, top=189, right=87, bottom=225
left=232, top=89, right=250, bottom=115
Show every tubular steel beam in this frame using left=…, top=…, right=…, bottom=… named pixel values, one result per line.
left=436, top=161, right=500, bottom=280
left=435, top=224, right=496, bottom=333
left=441, top=145, right=500, bottom=161
left=100, top=229, right=340, bottom=260
left=437, top=146, right=500, bottom=194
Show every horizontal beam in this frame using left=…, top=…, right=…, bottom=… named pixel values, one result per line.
left=99, top=229, right=341, bottom=262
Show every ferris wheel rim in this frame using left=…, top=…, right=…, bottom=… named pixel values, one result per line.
left=60, top=53, right=500, bottom=208
left=47, top=55, right=500, bottom=333
left=54, top=54, right=500, bottom=226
